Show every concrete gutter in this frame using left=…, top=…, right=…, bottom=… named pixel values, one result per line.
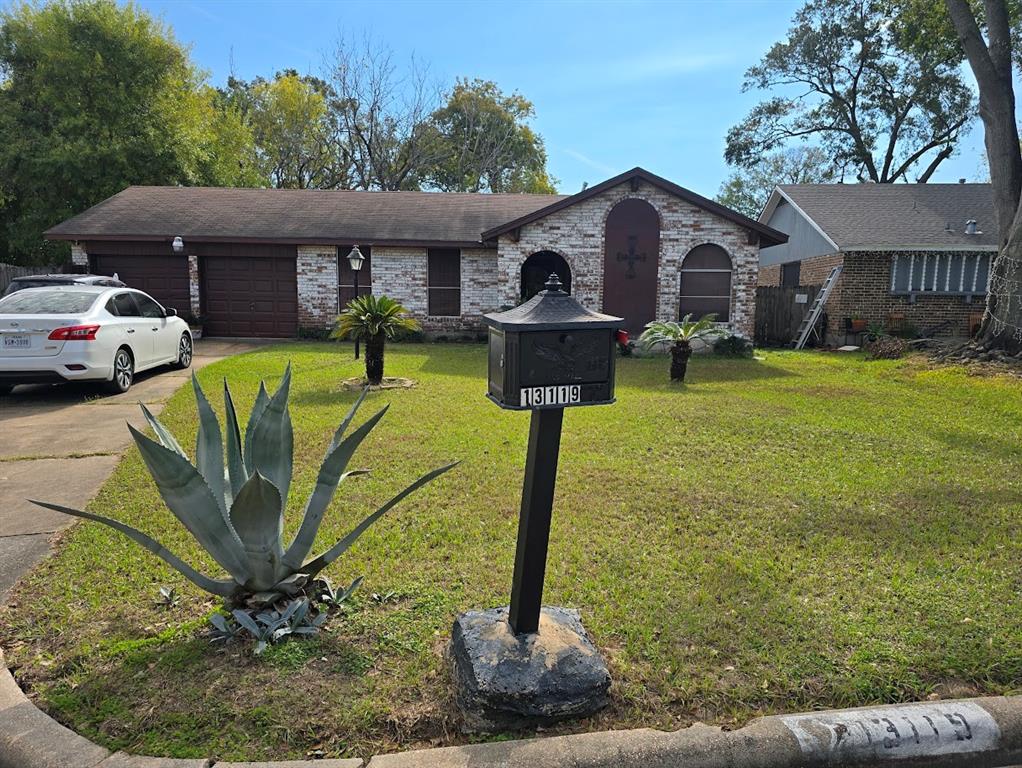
left=3, top=648, right=1022, bottom=768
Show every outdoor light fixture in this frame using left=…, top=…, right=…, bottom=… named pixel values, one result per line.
left=346, top=245, right=365, bottom=360
left=346, top=244, right=365, bottom=272
left=171, top=236, right=184, bottom=253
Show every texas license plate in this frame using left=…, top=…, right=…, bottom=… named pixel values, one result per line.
left=520, top=385, right=581, bottom=407
left=2, top=334, right=30, bottom=349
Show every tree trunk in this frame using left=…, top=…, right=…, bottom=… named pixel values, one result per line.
left=365, top=333, right=385, bottom=385
left=946, top=0, right=1022, bottom=353
left=670, top=341, right=692, bottom=382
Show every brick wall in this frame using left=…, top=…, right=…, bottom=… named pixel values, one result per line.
left=71, top=244, right=88, bottom=268
left=371, top=245, right=428, bottom=319
left=187, top=254, right=201, bottom=319
left=759, top=264, right=781, bottom=286
left=794, top=250, right=986, bottom=342
left=496, top=179, right=760, bottom=337
left=296, top=245, right=339, bottom=331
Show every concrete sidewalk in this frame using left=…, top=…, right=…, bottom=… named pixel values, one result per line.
left=0, top=340, right=259, bottom=601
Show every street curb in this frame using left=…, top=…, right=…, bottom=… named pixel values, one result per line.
left=3, top=647, right=1022, bottom=768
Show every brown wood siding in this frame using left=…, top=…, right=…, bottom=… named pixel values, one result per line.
left=202, top=251, right=298, bottom=338
left=90, top=253, right=189, bottom=313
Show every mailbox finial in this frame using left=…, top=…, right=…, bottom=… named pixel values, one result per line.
left=543, top=273, right=564, bottom=294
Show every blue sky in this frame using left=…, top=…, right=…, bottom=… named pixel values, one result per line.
left=139, top=0, right=991, bottom=196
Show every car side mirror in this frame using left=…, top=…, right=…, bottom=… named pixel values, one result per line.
left=165, top=308, right=177, bottom=318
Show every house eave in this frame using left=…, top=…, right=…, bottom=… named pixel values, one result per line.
left=46, top=232, right=493, bottom=250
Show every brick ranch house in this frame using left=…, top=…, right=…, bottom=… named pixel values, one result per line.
left=45, top=168, right=786, bottom=339
left=758, top=183, right=996, bottom=344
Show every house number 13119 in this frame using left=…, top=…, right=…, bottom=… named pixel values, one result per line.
left=520, top=385, right=582, bottom=407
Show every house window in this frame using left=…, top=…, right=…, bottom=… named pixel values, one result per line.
left=781, top=261, right=801, bottom=287
left=338, top=245, right=371, bottom=309
left=679, top=244, right=732, bottom=321
left=428, top=248, right=461, bottom=316
left=890, top=252, right=992, bottom=295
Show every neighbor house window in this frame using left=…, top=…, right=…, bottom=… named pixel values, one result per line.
left=679, top=244, right=732, bottom=321
left=890, top=252, right=992, bottom=295
left=428, top=248, right=461, bottom=316
left=781, top=261, right=801, bottom=287
left=338, top=245, right=371, bottom=309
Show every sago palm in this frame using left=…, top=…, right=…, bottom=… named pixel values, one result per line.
left=332, top=294, right=420, bottom=385
left=638, top=314, right=725, bottom=382
left=31, top=367, right=456, bottom=606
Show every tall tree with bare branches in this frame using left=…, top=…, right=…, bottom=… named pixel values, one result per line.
left=945, top=0, right=1022, bottom=352
left=726, top=0, right=975, bottom=184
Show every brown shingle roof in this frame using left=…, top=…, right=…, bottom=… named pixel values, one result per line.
left=45, top=186, right=570, bottom=247
left=769, top=183, right=998, bottom=250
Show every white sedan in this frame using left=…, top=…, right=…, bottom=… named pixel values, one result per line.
left=0, top=285, right=193, bottom=395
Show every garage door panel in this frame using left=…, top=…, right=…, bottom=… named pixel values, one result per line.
left=93, top=255, right=189, bottom=312
left=202, top=254, right=298, bottom=338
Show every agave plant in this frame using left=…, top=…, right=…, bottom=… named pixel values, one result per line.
left=31, top=365, right=456, bottom=604
left=638, top=314, right=726, bottom=382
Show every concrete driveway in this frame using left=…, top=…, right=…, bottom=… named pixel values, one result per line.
left=0, top=340, right=259, bottom=601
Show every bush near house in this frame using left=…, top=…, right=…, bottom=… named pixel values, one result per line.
left=2, top=344, right=1021, bottom=761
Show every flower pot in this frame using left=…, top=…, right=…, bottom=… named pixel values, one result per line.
left=850, top=319, right=867, bottom=332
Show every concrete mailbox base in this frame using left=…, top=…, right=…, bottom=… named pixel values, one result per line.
left=450, top=606, right=610, bottom=732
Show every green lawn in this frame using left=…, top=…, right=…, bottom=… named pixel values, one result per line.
left=2, top=343, right=1022, bottom=761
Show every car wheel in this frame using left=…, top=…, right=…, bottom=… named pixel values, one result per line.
left=106, top=348, right=134, bottom=394
left=0, top=384, right=12, bottom=397
left=173, top=333, right=193, bottom=369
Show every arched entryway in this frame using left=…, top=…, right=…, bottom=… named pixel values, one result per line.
left=603, top=198, right=661, bottom=333
left=521, top=250, right=571, bottom=301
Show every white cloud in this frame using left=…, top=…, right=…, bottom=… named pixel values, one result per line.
left=560, top=148, right=617, bottom=176
left=606, top=50, right=734, bottom=82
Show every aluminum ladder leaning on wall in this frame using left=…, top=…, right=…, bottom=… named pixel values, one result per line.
left=791, top=265, right=843, bottom=349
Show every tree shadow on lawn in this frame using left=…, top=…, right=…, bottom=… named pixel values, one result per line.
left=625, top=357, right=799, bottom=385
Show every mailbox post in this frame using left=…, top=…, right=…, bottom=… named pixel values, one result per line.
left=485, top=273, right=621, bottom=634
left=450, top=274, right=620, bottom=732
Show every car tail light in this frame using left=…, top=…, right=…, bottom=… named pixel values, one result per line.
left=48, top=325, right=100, bottom=341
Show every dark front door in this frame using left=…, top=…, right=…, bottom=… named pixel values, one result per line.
left=92, top=254, right=189, bottom=313
left=602, top=199, right=660, bottom=333
left=202, top=254, right=298, bottom=337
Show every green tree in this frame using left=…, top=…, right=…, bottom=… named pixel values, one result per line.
left=331, top=294, right=421, bottom=385
left=227, top=71, right=343, bottom=189
left=716, top=146, right=838, bottom=217
left=0, top=0, right=259, bottom=264
left=725, top=0, right=974, bottom=184
left=424, top=79, right=556, bottom=193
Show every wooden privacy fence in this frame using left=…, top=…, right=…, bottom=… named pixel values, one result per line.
left=754, top=284, right=821, bottom=346
left=0, top=262, right=66, bottom=293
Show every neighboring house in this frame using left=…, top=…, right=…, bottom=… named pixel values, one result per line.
left=759, top=183, right=997, bottom=343
left=45, top=167, right=785, bottom=339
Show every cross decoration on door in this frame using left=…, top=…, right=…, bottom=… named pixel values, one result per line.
left=616, top=235, right=646, bottom=279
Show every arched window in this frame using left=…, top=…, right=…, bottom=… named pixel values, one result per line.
left=521, top=251, right=571, bottom=301
left=679, top=244, right=732, bottom=322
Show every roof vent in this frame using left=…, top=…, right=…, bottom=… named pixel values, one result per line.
left=965, top=219, right=980, bottom=235
left=944, top=222, right=955, bottom=232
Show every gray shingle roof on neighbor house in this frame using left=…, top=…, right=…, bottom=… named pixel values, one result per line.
left=767, top=183, right=998, bottom=250
left=45, top=186, right=571, bottom=247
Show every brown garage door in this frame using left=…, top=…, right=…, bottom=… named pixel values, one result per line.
left=92, top=254, right=190, bottom=313
left=202, top=255, right=298, bottom=338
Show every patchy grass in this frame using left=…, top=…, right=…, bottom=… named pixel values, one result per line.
left=3, top=343, right=1022, bottom=761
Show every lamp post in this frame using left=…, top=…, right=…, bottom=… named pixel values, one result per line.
left=346, top=245, right=365, bottom=360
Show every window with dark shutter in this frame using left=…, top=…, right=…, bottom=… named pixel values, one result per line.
left=428, top=248, right=461, bottom=316
left=679, top=244, right=732, bottom=321
left=781, top=261, right=801, bottom=287
left=337, top=245, right=371, bottom=309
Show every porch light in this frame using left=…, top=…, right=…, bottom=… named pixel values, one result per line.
left=346, top=244, right=365, bottom=272
left=171, top=236, right=184, bottom=253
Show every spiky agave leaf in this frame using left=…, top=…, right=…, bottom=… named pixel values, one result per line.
left=128, top=423, right=250, bottom=584
left=282, top=400, right=388, bottom=570
left=301, top=461, right=459, bottom=578
left=229, top=471, right=285, bottom=592
left=139, top=403, right=187, bottom=458
left=244, top=381, right=271, bottom=474
left=247, top=364, right=293, bottom=506
left=27, top=500, right=237, bottom=597
left=223, top=379, right=247, bottom=502
left=192, top=373, right=227, bottom=514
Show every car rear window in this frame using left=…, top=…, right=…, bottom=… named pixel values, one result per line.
left=0, top=290, right=100, bottom=314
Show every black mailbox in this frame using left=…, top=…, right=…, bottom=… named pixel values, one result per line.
left=485, top=274, right=622, bottom=410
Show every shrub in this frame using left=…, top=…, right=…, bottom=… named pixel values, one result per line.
left=713, top=334, right=754, bottom=358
